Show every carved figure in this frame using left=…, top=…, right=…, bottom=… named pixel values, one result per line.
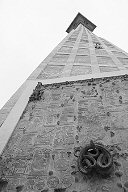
left=74, top=140, right=113, bottom=176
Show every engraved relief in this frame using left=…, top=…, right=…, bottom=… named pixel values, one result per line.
left=1, top=75, right=128, bottom=191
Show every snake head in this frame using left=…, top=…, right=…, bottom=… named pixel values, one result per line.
left=90, top=140, right=96, bottom=149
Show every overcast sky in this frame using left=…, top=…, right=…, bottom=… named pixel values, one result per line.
left=0, top=0, right=128, bottom=109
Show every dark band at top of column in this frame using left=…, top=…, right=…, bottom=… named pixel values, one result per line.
left=66, top=12, right=96, bottom=33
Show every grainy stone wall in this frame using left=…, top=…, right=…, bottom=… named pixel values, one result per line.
left=1, top=75, right=128, bottom=191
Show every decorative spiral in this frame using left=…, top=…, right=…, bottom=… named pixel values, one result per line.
left=76, top=141, right=113, bottom=175
left=96, top=146, right=113, bottom=175
left=78, top=155, right=96, bottom=174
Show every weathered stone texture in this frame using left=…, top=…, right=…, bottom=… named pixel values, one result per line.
left=37, top=65, right=65, bottom=79
left=70, top=65, right=91, bottom=76
left=1, top=75, right=128, bottom=191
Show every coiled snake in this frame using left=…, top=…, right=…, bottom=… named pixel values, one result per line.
left=74, top=140, right=113, bottom=175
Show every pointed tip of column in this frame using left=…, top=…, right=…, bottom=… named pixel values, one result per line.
left=66, top=12, right=97, bottom=33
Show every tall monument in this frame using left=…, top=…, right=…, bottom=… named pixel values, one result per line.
left=0, top=13, right=128, bottom=191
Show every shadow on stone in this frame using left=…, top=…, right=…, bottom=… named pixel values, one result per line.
left=54, top=188, right=66, bottom=192
left=16, top=185, right=24, bottom=192
left=0, top=179, right=8, bottom=192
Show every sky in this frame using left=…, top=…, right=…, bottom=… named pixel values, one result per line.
left=0, top=0, right=128, bottom=109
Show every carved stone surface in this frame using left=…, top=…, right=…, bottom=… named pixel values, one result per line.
left=2, top=75, right=128, bottom=191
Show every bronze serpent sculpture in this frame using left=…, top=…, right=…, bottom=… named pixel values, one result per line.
left=74, top=140, right=113, bottom=176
